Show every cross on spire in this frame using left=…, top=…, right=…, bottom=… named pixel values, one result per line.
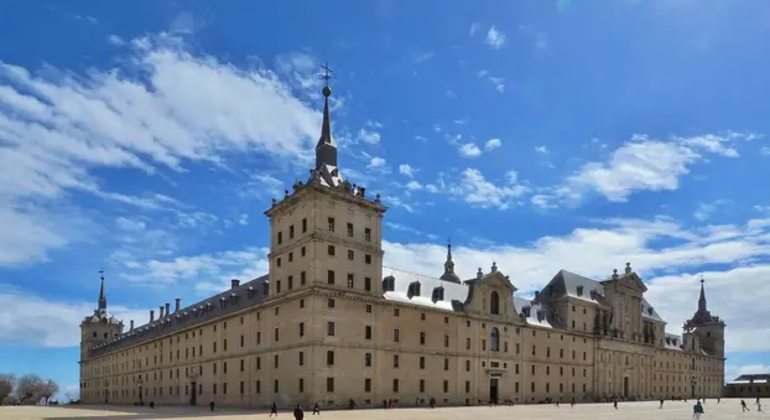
left=320, top=63, right=333, bottom=88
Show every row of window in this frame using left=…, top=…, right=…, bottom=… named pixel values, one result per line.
left=276, top=217, right=373, bottom=245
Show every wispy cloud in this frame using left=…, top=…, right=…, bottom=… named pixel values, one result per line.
left=485, top=138, right=502, bottom=150
left=458, top=143, right=482, bottom=158
left=485, top=26, right=506, bottom=49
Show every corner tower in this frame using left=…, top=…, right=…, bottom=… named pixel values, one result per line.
left=79, top=272, right=124, bottom=362
left=264, top=67, right=387, bottom=298
left=684, top=278, right=726, bottom=358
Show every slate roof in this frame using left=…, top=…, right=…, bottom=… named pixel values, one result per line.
left=89, top=275, right=269, bottom=357
left=733, top=374, right=770, bottom=382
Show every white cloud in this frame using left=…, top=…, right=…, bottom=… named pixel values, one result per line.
left=535, top=145, right=549, bottom=154
left=0, top=33, right=325, bottom=267
left=406, top=180, right=423, bottom=190
left=476, top=70, right=506, bottom=92
left=562, top=133, right=746, bottom=203
left=760, top=146, right=770, bottom=156
left=485, top=138, right=502, bottom=150
left=485, top=26, right=506, bottom=49
left=383, top=215, right=770, bottom=352
left=356, top=128, right=381, bottom=144
left=367, top=156, right=387, bottom=169
left=449, top=168, right=528, bottom=210
left=694, top=200, right=729, bottom=221
left=458, top=143, right=482, bottom=158
left=399, top=164, right=417, bottom=177
left=469, top=23, right=480, bottom=36
left=107, top=35, right=125, bottom=46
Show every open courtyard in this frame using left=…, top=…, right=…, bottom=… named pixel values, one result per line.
left=0, top=399, right=766, bottom=420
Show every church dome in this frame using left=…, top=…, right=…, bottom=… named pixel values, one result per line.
left=440, top=272, right=462, bottom=284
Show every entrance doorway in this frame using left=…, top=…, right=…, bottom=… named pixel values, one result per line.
left=489, top=378, right=499, bottom=404
left=623, top=377, right=629, bottom=399
left=691, top=383, right=696, bottom=399
left=190, top=382, right=197, bottom=406
left=104, top=389, right=109, bottom=404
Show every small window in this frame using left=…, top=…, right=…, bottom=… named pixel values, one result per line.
left=289, top=225, right=294, bottom=239
left=302, top=218, right=307, bottom=233
left=301, top=271, right=306, bottom=285
left=328, top=245, right=335, bottom=256
left=301, top=246, right=306, bottom=257
left=276, top=257, right=281, bottom=267
left=328, top=217, right=335, bottom=232
left=328, top=298, right=335, bottom=308
left=277, top=232, right=282, bottom=245
left=347, top=249, right=354, bottom=260
left=326, top=350, right=334, bottom=365
left=365, top=254, right=372, bottom=264
left=393, top=328, right=400, bottom=342
left=327, top=322, right=335, bottom=336
left=347, top=223, right=354, bottom=237
left=347, top=273, right=354, bottom=288
left=326, top=377, right=334, bottom=392
left=365, top=228, right=371, bottom=241
left=327, top=270, right=335, bottom=285
left=364, top=277, right=372, bottom=291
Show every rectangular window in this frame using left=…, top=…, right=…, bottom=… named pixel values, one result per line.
left=393, top=328, right=400, bottom=342
left=240, top=359, right=244, bottom=372
left=364, top=277, right=371, bottom=291
left=328, top=245, right=335, bottom=256
left=365, top=254, right=372, bottom=264
left=301, top=246, right=306, bottom=257
left=274, top=380, right=279, bottom=393
left=256, top=357, right=261, bottom=370
left=327, top=270, right=335, bottom=285
left=365, top=378, right=371, bottom=392
left=393, top=355, right=400, bottom=368
left=347, top=249, right=354, bottom=260
left=299, top=378, right=304, bottom=393
left=328, top=217, right=335, bottom=232
left=299, top=322, right=305, bottom=337
left=256, top=331, right=261, bottom=345
left=326, top=350, right=334, bottom=365
left=444, top=358, right=450, bottom=371
left=465, top=381, right=470, bottom=393
left=274, top=354, right=279, bottom=368
left=365, top=325, right=372, bottom=340
left=444, top=335, right=450, bottom=348
left=327, top=378, right=334, bottom=392
left=301, top=271, right=306, bottom=285
left=327, top=322, right=335, bottom=336
left=302, top=218, right=307, bottom=233
left=274, top=328, right=279, bottom=342
left=393, top=379, right=399, bottom=392
left=466, top=338, right=471, bottom=350
left=443, top=380, right=449, bottom=393
left=276, top=280, right=281, bottom=293
left=420, top=332, right=426, bottom=345
left=419, top=356, right=425, bottom=369
left=299, top=351, right=304, bottom=366
left=466, top=360, right=470, bottom=372
left=240, top=335, right=244, bottom=348
left=276, top=257, right=281, bottom=267
left=365, top=228, right=371, bottom=242
left=347, top=273, right=354, bottom=288
left=419, top=379, right=425, bottom=392
left=256, top=380, right=261, bottom=393
left=289, top=225, right=294, bottom=239
left=365, top=353, right=372, bottom=367
left=288, top=275, right=293, bottom=289
left=277, top=232, right=282, bottom=245
left=328, top=298, right=335, bottom=308
left=347, top=223, right=354, bottom=237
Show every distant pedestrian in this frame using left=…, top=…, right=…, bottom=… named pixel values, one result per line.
left=660, top=398, right=664, bottom=408
left=756, top=400, right=763, bottom=413
left=613, top=398, right=618, bottom=410
left=149, top=401, right=155, bottom=409
left=571, top=397, right=576, bottom=407
left=209, top=401, right=215, bottom=412
left=293, top=404, right=304, bottom=420
left=741, top=399, right=750, bottom=412
left=312, top=402, right=320, bottom=415
left=270, top=402, right=278, bottom=416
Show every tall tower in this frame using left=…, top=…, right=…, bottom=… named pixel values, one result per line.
left=79, top=272, right=124, bottom=362
left=264, top=67, right=387, bottom=404
left=684, top=278, right=726, bottom=358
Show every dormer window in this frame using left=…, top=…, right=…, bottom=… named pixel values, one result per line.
left=407, top=281, right=421, bottom=299
left=382, top=275, right=395, bottom=292
left=576, top=285, right=584, bottom=296
left=523, top=307, right=531, bottom=317
left=432, top=286, right=444, bottom=303
left=262, top=282, right=269, bottom=296
left=647, top=307, right=654, bottom=315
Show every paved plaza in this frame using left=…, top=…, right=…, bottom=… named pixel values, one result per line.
left=1, top=399, right=766, bottom=420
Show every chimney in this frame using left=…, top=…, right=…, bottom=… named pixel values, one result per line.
left=130, top=320, right=134, bottom=331
left=159, top=305, right=164, bottom=318
left=477, top=267, right=483, bottom=279
left=491, top=262, right=498, bottom=273
left=612, top=269, right=619, bottom=280
left=165, top=302, right=171, bottom=316
left=175, top=298, right=181, bottom=312
left=150, top=310, right=155, bottom=322
left=625, top=262, right=632, bottom=274
left=231, top=279, right=240, bottom=289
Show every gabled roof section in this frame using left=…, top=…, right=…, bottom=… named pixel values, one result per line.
left=382, top=267, right=468, bottom=311
left=534, top=269, right=608, bottom=305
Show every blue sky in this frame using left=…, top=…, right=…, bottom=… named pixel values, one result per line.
left=1, top=0, right=769, bottom=400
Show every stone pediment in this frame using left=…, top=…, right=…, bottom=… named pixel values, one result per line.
left=475, top=270, right=518, bottom=293
left=602, top=272, right=647, bottom=293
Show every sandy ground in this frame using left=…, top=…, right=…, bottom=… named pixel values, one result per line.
left=0, top=399, right=765, bottom=420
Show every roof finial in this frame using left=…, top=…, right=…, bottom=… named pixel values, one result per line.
left=698, top=274, right=707, bottom=311
left=320, top=62, right=333, bottom=96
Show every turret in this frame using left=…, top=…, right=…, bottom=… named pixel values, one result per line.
left=684, top=277, right=725, bottom=358
left=439, top=241, right=461, bottom=284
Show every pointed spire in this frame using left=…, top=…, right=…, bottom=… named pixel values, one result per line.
left=698, top=276, right=707, bottom=311
left=315, top=63, right=338, bottom=171
left=439, top=238, right=461, bottom=284
left=98, top=270, right=107, bottom=310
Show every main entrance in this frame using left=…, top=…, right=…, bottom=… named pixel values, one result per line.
left=623, top=377, right=629, bottom=398
left=489, top=378, right=499, bottom=404
left=190, top=382, right=197, bottom=406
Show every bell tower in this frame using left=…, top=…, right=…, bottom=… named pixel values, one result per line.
left=684, top=278, right=726, bottom=358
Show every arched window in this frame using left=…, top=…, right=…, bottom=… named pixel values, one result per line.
left=490, top=327, right=500, bottom=352
left=490, top=291, right=500, bottom=315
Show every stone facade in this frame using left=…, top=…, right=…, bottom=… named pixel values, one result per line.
left=724, top=374, right=770, bottom=398
left=79, top=83, right=726, bottom=408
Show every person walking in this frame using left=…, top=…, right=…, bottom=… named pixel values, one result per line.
left=209, top=401, right=215, bottom=412
left=756, top=399, right=763, bottom=413
left=613, top=398, right=618, bottom=410
left=293, top=404, right=304, bottom=420
left=312, top=402, right=320, bottom=415
left=570, top=397, right=576, bottom=407
left=693, top=400, right=704, bottom=420
left=741, top=399, right=750, bottom=412
left=660, top=398, right=665, bottom=409
left=270, top=402, right=278, bottom=417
